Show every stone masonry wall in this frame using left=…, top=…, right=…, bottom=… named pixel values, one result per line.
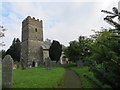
left=27, top=40, right=43, bottom=66
left=21, top=16, right=43, bottom=67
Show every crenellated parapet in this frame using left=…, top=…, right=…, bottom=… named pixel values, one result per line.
left=22, top=16, right=42, bottom=28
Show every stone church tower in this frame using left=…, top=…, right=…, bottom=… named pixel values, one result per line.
left=21, top=16, right=43, bottom=67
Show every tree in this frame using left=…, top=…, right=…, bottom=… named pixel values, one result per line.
left=84, top=7, right=120, bottom=88
left=64, top=40, right=81, bottom=62
left=64, top=36, right=92, bottom=62
left=63, top=6, right=120, bottom=88
left=6, top=38, right=21, bottom=62
left=89, top=29, right=120, bottom=88
left=0, top=25, right=6, bottom=46
left=0, top=50, right=6, bottom=59
left=49, top=40, right=62, bottom=62
left=101, top=7, right=120, bottom=34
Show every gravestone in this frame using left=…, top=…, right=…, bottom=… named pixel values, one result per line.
left=17, top=63, right=19, bottom=69
left=50, top=61, right=56, bottom=68
left=77, top=60, right=83, bottom=67
left=2, top=55, right=13, bottom=88
left=45, top=58, right=51, bottom=69
left=56, top=61, right=61, bottom=66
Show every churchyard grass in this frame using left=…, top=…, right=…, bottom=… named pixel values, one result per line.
left=13, top=67, right=65, bottom=88
left=70, top=66, right=111, bottom=88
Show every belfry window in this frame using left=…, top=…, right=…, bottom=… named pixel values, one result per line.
left=35, top=28, right=37, bottom=32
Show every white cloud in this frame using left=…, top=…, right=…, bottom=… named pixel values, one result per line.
left=0, top=0, right=119, bottom=3
left=1, top=1, right=119, bottom=50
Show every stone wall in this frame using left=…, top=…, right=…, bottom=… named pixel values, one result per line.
left=43, top=50, right=49, bottom=62
left=27, top=40, right=43, bottom=66
left=60, top=51, right=68, bottom=64
left=22, top=16, right=43, bottom=41
left=21, top=41, right=28, bottom=67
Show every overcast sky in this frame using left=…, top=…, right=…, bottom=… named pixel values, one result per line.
left=0, top=0, right=119, bottom=50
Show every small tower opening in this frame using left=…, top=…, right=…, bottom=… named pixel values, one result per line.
left=35, top=28, right=37, bottom=32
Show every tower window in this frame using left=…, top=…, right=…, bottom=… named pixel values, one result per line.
left=35, top=28, right=37, bottom=32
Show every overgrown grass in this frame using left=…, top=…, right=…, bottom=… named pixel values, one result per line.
left=13, top=67, right=65, bottom=88
left=70, top=66, right=103, bottom=88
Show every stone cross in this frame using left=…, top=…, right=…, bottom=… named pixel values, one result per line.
left=2, top=55, right=13, bottom=88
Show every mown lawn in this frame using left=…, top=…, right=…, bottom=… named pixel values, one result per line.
left=13, top=67, right=65, bottom=88
left=70, top=66, right=103, bottom=88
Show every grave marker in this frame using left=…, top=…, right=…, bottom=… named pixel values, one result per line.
left=2, top=55, right=13, bottom=88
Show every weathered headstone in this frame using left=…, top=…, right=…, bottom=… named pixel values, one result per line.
left=17, top=63, right=19, bottom=69
left=77, top=60, right=83, bottom=67
left=50, top=61, right=56, bottom=68
left=56, top=61, right=61, bottom=66
left=45, top=58, right=57, bottom=69
left=2, top=55, right=13, bottom=88
left=45, top=58, right=51, bottom=69
left=21, top=58, right=26, bottom=70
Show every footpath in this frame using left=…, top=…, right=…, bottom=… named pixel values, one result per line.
left=60, top=64, right=83, bottom=88
left=63, top=69, right=83, bottom=88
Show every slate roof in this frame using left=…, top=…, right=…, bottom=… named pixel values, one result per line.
left=41, top=41, right=51, bottom=50
left=41, top=41, right=67, bottom=50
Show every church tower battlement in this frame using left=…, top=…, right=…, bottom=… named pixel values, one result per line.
left=21, top=16, right=43, bottom=68
left=22, top=16, right=43, bottom=42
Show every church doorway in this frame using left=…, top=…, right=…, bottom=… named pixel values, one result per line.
left=32, top=61, right=35, bottom=67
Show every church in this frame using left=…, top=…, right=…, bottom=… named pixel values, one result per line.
left=21, top=16, right=68, bottom=68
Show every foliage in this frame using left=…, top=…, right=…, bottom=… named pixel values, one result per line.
left=6, top=38, right=21, bottom=62
left=63, top=6, right=120, bottom=88
left=64, top=36, right=92, bottom=62
left=64, top=30, right=120, bottom=89
left=0, top=50, right=6, bottom=59
left=49, top=40, right=62, bottom=62
left=13, top=67, right=65, bottom=88
left=86, top=7, right=120, bottom=88
left=88, top=29, right=120, bottom=88
left=64, top=40, right=80, bottom=61
left=70, top=66, right=111, bottom=88
left=0, top=25, right=6, bottom=46
left=101, top=7, right=120, bottom=29
left=64, top=26, right=120, bottom=89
